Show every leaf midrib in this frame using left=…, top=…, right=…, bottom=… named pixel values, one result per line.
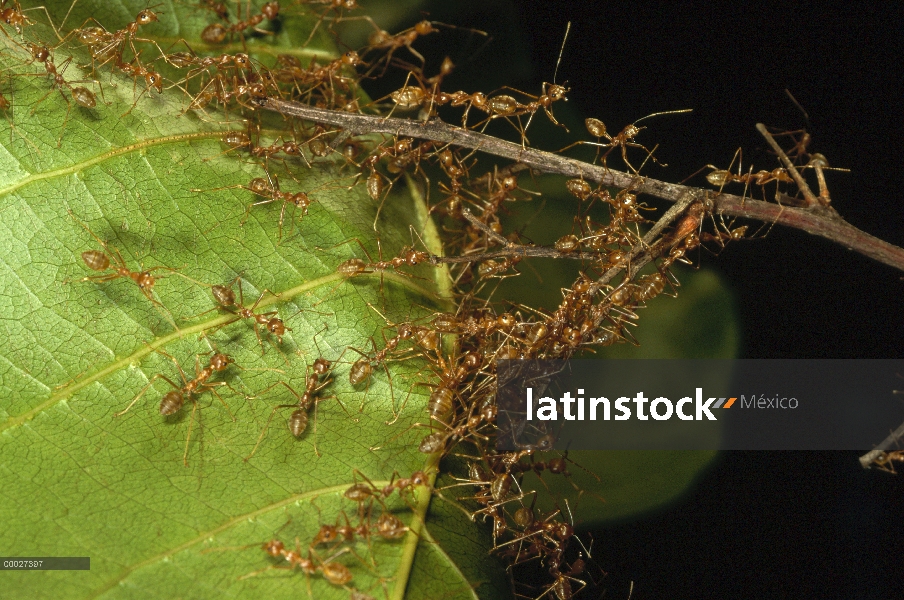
left=0, top=130, right=236, bottom=200
left=1, top=270, right=440, bottom=432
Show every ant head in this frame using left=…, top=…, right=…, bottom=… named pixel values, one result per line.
left=547, top=83, right=569, bottom=102
left=210, top=353, right=233, bottom=371
left=136, top=9, right=159, bottom=26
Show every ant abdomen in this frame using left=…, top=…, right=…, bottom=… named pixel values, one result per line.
left=81, top=250, right=109, bottom=271
left=418, top=431, right=444, bottom=454
left=349, top=358, right=373, bottom=385
left=201, top=23, right=227, bottom=43
left=71, top=87, right=96, bottom=108
left=159, top=391, right=184, bottom=415
left=338, top=258, right=367, bottom=276
left=428, top=387, right=453, bottom=421
left=211, top=284, right=236, bottom=307
left=289, top=409, right=308, bottom=437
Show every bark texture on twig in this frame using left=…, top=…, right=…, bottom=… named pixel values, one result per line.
left=262, top=98, right=904, bottom=273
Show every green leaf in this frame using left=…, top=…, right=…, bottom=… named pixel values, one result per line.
left=0, top=2, right=497, bottom=599
left=0, top=1, right=742, bottom=598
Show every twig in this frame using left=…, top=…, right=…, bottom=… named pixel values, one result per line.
left=859, top=419, right=904, bottom=469
left=426, top=195, right=699, bottom=270
left=428, top=246, right=607, bottom=264
left=261, top=98, right=904, bottom=274
left=756, top=123, right=822, bottom=207
left=592, top=191, right=698, bottom=292
left=460, top=209, right=509, bottom=246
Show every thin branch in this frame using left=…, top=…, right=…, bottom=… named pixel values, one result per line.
left=428, top=247, right=606, bottom=264
left=461, top=209, right=509, bottom=246
left=859, top=419, right=904, bottom=469
left=756, top=123, right=821, bottom=207
left=261, top=98, right=904, bottom=274
left=592, top=191, right=698, bottom=292
left=426, top=195, right=700, bottom=270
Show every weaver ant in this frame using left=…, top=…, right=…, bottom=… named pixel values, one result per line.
left=245, top=356, right=333, bottom=459
left=872, top=450, right=904, bottom=474
left=196, top=170, right=323, bottom=241
left=198, top=276, right=292, bottom=353
left=312, top=509, right=408, bottom=549
left=560, top=109, right=692, bottom=172
left=200, top=1, right=279, bottom=44
left=73, top=7, right=161, bottom=74
left=247, top=539, right=353, bottom=587
left=115, top=348, right=242, bottom=465
left=66, top=210, right=188, bottom=329
left=20, top=43, right=100, bottom=146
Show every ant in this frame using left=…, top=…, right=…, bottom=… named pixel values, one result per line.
left=0, top=1, right=30, bottom=35
left=66, top=210, right=187, bottom=329
left=115, top=348, right=241, bottom=466
left=362, top=20, right=439, bottom=77
left=197, top=170, right=319, bottom=241
left=467, top=82, right=570, bottom=146
left=312, top=510, right=408, bottom=549
left=383, top=77, right=492, bottom=129
left=537, top=560, right=587, bottom=600
left=241, top=172, right=316, bottom=240
left=872, top=450, right=904, bottom=474
left=361, top=138, right=436, bottom=229
left=274, top=50, right=362, bottom=100
left=244, top=356, right=333, bottom=459
left=187, top=70, right=269, bottom=112
left=0, top=2, right=60, bottom=38
left=248, top=538, right=353, bottom=587
left=115, top=54, right=164, bottom=116
left=344, top=305, right=438, bottom=420
left=169, top=48, right=256, bottom=87
left=326, top=237, right=430, bottom=310
left=20, top=42, right=100, bottom=146
left=466, top=21, right=571, bottom=145
left=74, top=7, right=161, bottom=73
left=211, top=128, right=311, bottom=170
left=560, top=110, right=692, bottom=173
left=341, top=469, right=427, bottom=521
left=412, top=380, right=494, bottom=455
left=202, top=276, right=291, bottom=354
left=200, top=1, right=279, bottom=44
left=704, top=165, right=794, bottom=188
left=334, top=239, right=431, bottom=280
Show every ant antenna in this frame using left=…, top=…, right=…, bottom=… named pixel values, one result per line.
left=553, top=21, right=571, bottom=85
left=634, top=108, right=693, bottom=125
left=784, top=88, right=811, bottom=125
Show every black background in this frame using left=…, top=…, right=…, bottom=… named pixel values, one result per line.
left=360, top=1, right=904, bottom=598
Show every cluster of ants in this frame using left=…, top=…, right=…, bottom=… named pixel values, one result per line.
left=238, top=470, right=427, bottom=598
left=0, top=1, right=841, bottom=598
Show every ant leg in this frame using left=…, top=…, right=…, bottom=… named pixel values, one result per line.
left=245, top=380, right=303, bottom=461
left=180, top=396, right=201, bottom=467
left=114, top=373, right=180, bottom=417
left=207, top=383, right=238, bottom=421
left=371, top=172, right=394, bottom=233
